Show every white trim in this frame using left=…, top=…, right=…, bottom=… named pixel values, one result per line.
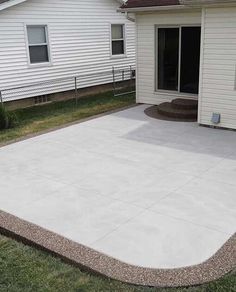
left=180, top=0, right=236, bottom=7
left=234, top=64, right=236, bottom=91
left=135, top=20, right=139, bottom=103
left=25, top=24, right=52, bottom=67
left=118, top=5, right=187, bottom=13
left=153, top=90, right=198, bottom=99
left=178, top=27, right=182, bottom=92
left=110, top=23, right=127, bottom=59
left=197, top=8, right=205, bottom=124
left=155, top=24, right=201, bottom=95
left=118, top=1, right=236, bottom=13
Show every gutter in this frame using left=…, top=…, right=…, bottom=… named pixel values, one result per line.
left=118, top=5, right=187, bottom=12
left=180, top=0, right=236, bottom=4
left=118, top=0, right=236, bottom=12
left=179, top=0, right=236, bottom=7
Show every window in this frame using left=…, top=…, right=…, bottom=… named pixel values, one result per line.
left=111, top=24, right=125, bottom=56
left=27, top=25, right=50, bottom=64
left=157, top=26, right=201, bottom=94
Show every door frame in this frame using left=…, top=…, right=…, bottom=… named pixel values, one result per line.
left=155, top=24, right=201, bottom=97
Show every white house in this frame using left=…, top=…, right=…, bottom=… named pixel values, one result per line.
left=0, top=0, right=135, bottom=106
left=120, top=0, right=236, bottom=130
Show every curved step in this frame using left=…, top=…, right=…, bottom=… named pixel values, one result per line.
left=171, top=98, right=198, bottom=110
left=157, top=102, right=197, bottom=120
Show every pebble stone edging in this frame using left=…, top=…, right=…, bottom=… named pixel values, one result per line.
left=0, top=210, right=235, bottom=288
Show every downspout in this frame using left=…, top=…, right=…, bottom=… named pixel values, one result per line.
left=125, top=11, right=135, bottom=22
left=118, top=0, right=135, bottom=22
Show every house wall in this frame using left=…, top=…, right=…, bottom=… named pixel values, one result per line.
left=198, top=6, right=236, bottom=129
left=0, top=0, right=135, bottom=102
left=136, top=10, right=201, bottom=105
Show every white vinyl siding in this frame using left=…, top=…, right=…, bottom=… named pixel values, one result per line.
left=136, top=10, right=201, bottom=105
left=198, top=7, right=236, bottom=129
left=0, top=0, right=135, bottom=102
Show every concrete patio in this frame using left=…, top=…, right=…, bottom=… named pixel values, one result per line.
left=0, top=105, right=235, bottom=269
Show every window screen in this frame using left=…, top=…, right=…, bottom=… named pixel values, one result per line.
left=111, top=24, right=125, bottom=55
left=27, top=26, right=49, bottom=64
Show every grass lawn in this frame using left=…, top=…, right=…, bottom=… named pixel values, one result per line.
left=0, top=91, right=135, bottom=145
left=0, top=235, right=235, bottom=292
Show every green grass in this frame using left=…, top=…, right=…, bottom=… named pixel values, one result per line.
left=0, top=235, right=235, bottom=292
left=0, top=91, right=135, bottom=144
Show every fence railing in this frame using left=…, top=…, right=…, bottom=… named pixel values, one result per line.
left=0, top=66, right=135, bottom=105
left=112, top=65, right=136, bottom=97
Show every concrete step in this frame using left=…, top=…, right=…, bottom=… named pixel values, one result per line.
left=157, top=102, right=197, bottom=120
left=171, top=98, right=198, bottom=110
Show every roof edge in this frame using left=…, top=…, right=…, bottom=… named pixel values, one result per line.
left=180, top=0, right=236, bottom=4
left=0, top=0, right=27, bottom=11
left=0, top=0, right=125, bottom=12
left=119, top=0, right=236, bottom=12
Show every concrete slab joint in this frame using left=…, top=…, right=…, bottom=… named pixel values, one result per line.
left=0, top=105, right=235, bottom=287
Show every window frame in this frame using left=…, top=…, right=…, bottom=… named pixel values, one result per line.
left=25, top=24, right=52, bottom=67
left=155, top=24, right=200, bottom=96
left=110, top=23, right=126, bottom=59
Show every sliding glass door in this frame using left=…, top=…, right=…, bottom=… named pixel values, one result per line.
left=158, top=28, right=179, bottom=91
left=180, top=27, right=201, bottom=94
left=157, top=26, right=201, bottom=94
